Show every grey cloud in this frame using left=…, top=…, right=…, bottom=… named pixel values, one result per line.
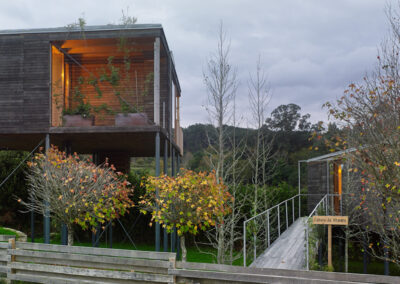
left=0, top=0, right=390, bottom=127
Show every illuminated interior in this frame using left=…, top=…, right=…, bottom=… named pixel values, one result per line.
left=333, top=163, right=342, bottom=214
left=50, top=38, right=157, bottom=127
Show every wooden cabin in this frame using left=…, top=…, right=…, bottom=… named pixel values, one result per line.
left=305, top=150, right=355, bottom=214
left=0, top=24, right=183, bottom=171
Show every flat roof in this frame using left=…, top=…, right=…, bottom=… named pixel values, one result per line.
left=0, top=24, right=162, bottom=35
left=303, top=148, right=356, bottom=163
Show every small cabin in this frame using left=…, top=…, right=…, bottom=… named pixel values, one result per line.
left=305, top=150, right=354, bottom=214
left=0, top=24, right=183, bottom=171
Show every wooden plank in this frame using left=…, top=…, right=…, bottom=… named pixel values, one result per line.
left=0, top=242, right=10, bottom=248
left=15, top=242, right=176, bottom=261
left=9, top=273, right=114, bottom=284
left=250, top=217, right=306, bottom=270
left=177, top=261, right=400, bottom=284
left=169, top=269, right=358, bottom=284
left=15, top=255, right=168, bottom=275
left=10, top=262, right=174, bottom=283
left=10, top=249, right=170, bottom=270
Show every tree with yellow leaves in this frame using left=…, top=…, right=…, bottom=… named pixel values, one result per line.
left=140, top=169, right=232, bottom=261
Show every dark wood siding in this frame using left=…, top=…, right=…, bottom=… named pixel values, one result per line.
left=22, top=35, right=50, bottom=132
left=0, top=34, right=50, bottom=133
left=0, top=35, right=24, bottom=132
left=307, top=162, right=330, bottom=214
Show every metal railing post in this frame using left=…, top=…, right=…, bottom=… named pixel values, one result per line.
left=243, top=221, right=246, bottom=267
left=306, top=222, right=309, bottom=270
left=292, top=198, right=295, bottom=223
left=298, top=161, right=301, bottom=217
left=285, top=201, right=288, bottom=230
left=299, top=194, right=301, bottom=218
left=267, top=210, right=270, bottom=247
left=325, top=196, right=328, bottom=215
left=340, top=195, right=343, bottom=216
left=253, top=233, right=256, bottom=261
left=277, top=205, right=280, bottom=237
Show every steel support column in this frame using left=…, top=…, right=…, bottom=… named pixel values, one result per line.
left=155, top=132, right=161, bottom=252
left=298, top=161, right=301, bottom=217
left=163, top=139, right=169, bottom=252
left=170, top=148, right=176, bottom=252
left=44, top=134, right=50, bottom=244
left=176, top=152, right=181, bottom=259
left=61, top=142, right=71, bottom=245
left=109, top=222, right=113, bottom=248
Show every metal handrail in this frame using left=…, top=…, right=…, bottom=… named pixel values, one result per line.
left=243, top=194, right=302, bottom=266
left=243, top=193, right=344, bottom=267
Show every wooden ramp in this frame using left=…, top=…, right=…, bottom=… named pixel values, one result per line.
left=250, top=217, right=307, bottom=270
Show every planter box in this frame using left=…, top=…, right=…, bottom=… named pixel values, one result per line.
left=115, top=113, right=149, bottom=126
left=63, top=115, right=94, bottom=127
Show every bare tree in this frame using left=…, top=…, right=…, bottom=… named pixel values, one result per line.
left=203, top=22, right=237, bottom=183
left=245, top=56, right=279, bottom=262
left=202, top=22, right=248, bottom=264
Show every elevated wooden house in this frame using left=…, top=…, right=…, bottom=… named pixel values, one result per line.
left=0, top=24, right=183, bottom=171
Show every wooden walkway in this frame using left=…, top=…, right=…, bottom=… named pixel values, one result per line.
left=250, top=217, right=307, bottom=270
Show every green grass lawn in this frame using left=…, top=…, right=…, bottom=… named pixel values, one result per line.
left=346, top=260, right=400, bottom=276
left=0, top=227, right=17, bottom=236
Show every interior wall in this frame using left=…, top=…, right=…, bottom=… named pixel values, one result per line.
left=69, top=59, right=154, bottom=126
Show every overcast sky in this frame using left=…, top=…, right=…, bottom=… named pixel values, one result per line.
left=0, top=0, right=391, bottom=127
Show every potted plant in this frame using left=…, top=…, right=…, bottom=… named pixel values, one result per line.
left=114, top=71, right=153, bottom=127
left=114, top=100, right=149, bottom=126
left=63, top=80, right=95, bottom=127
left=63, top=102, right=94, bottom=127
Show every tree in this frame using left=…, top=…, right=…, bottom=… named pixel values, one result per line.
left=20, top=146, right=134, bottom=245
left=140, top=170, right=231, bottom=261
left=203, top=22, right=237, bottom=182
left=323, top=5, right=400, bottom=267
left=203, top=22, right=240, bottom=264
left=265, top=104, right=302, bottom=132
left=245, top=56, right=280, bottom=260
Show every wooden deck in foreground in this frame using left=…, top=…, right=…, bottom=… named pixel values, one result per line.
left=251, top=217, right=307, bottom=270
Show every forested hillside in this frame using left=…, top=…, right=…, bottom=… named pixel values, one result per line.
left=182, top=103, right=340, bottom=188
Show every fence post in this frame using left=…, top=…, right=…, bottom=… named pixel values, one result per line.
left=8, top=238, right=16, bottom=277
left=277, top=205, right=280, bottom=237
left=243, top=222, right=246, bottom=267
left=285, top=201, right=288, bottom=230
left=169, top=256, right=176, bottom=283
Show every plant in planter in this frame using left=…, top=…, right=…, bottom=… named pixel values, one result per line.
left=63, top=77, right=95, bottom=127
